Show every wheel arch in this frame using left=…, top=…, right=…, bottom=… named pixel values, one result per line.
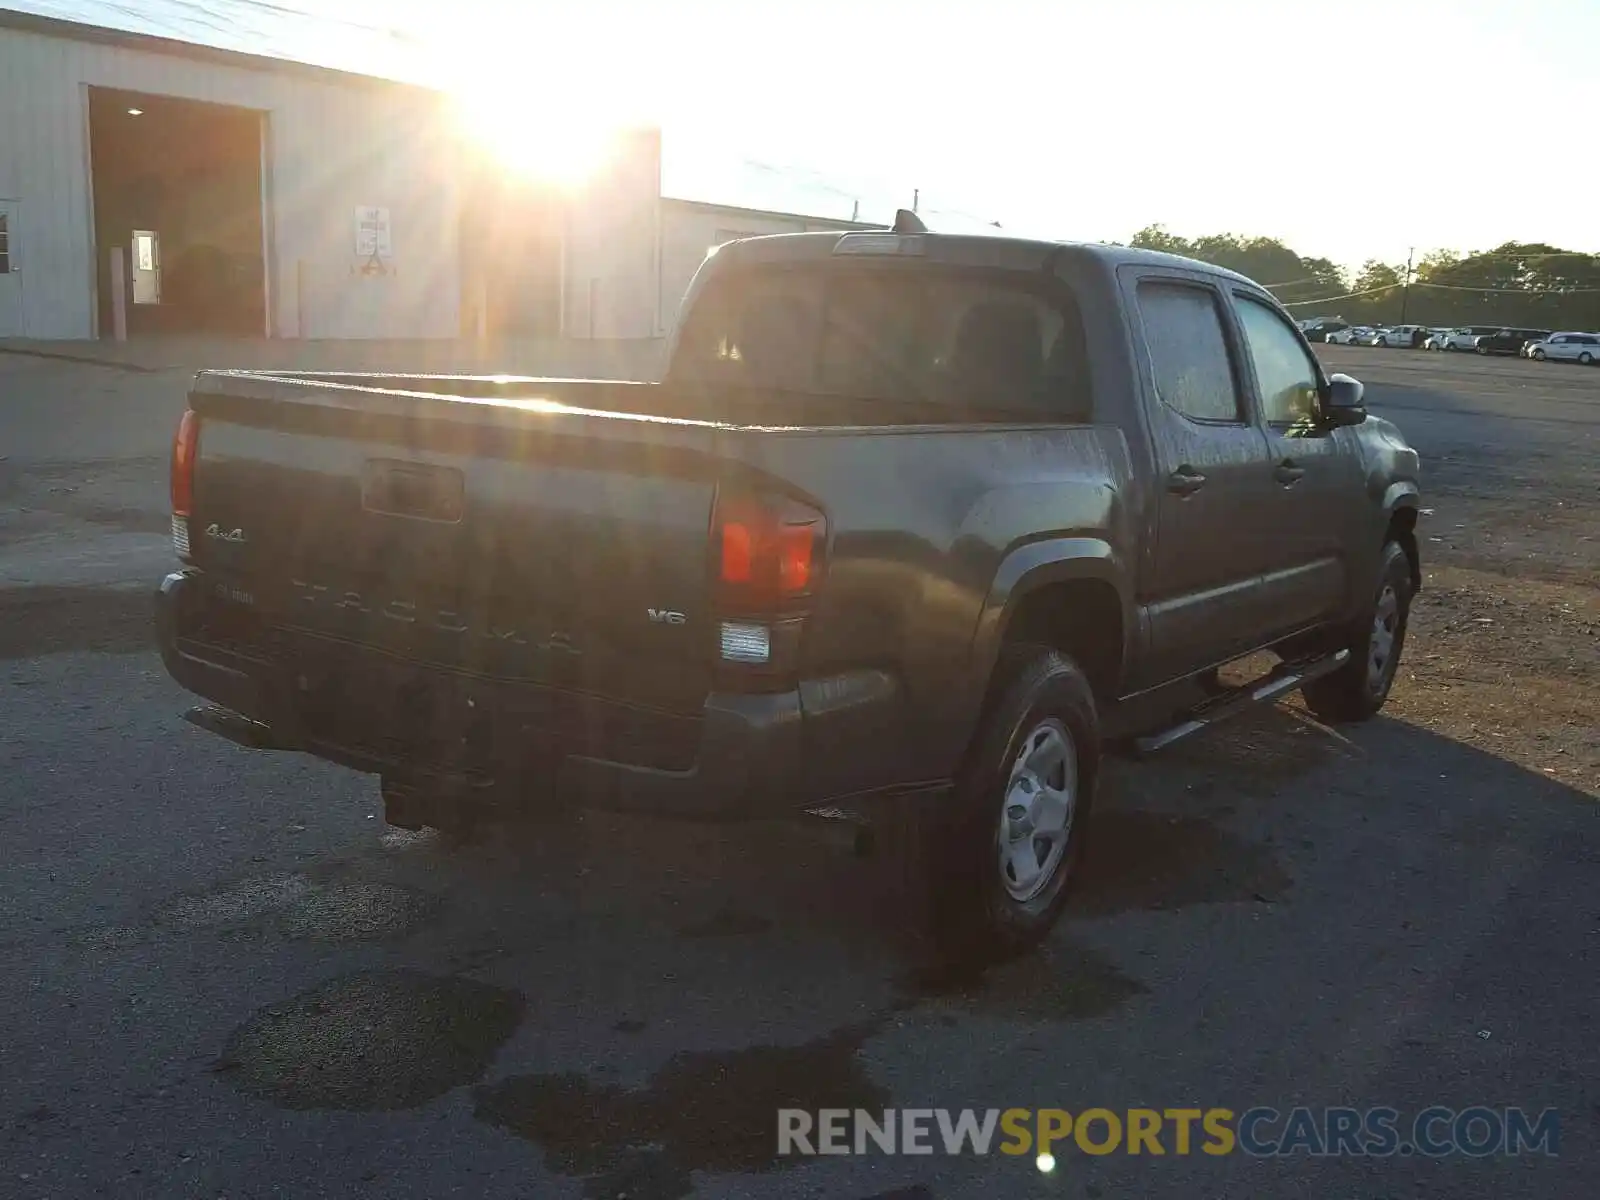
left=969, top=539, right=1133, bottom=706
left=1383, top=489, right=1421, bottom=592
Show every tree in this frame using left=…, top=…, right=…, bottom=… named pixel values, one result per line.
left=1123, top=226, right=1600, bottom=329
left=1416, top=249, right=1460, bottom=278
left=1352, top=260, right=1403, bottom=294
left=1130, top=228, right=1347, bottom=307
left=1300, top=257, right=1347, bottom=295
left=1129, top=224, right=1191, bottom=255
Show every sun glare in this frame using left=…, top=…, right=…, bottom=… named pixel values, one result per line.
left=452, top=86, right=616, bottom=186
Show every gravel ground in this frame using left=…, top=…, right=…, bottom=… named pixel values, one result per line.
left=1316, top=345, right=1600, bottom=797
left=1, top=346, right=1595, bottom=1199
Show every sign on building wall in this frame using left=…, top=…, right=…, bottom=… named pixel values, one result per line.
left=354, top=206, right=392, bottom=258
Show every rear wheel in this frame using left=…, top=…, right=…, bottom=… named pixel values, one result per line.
left=1580, top=352, right=1594, bottom=366
left=1301, top=541, right=1413, bottom=724
left=918, top=647, right=1100, bottom=965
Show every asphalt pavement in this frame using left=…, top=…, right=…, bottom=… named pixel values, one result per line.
left=1, top=346, right=1596, bottom=1199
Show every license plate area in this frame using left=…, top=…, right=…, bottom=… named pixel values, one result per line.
left=361, top=459, right=464, bottom=523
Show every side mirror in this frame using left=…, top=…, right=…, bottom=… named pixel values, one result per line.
left=1324, top=373, right=1366, bottom=426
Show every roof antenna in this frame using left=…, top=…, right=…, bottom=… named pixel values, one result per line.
left=893, top=208, right=927, bottom=234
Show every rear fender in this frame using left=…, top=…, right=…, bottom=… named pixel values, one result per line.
left=965, top=537, right=1131, bottom=705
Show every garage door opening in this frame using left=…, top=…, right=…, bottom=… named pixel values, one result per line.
left=88, top=87, right=267, bottom=337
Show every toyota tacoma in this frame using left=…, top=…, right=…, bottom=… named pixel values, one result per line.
left=154, top=214, right=1422, bottom=959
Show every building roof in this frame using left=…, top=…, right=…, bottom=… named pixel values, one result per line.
left=0, top=1, right=438, bottom=88
left=661, top=197, right=882, bottom=232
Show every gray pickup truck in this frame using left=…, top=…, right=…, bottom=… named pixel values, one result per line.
left=155, top=213, right=1421, bottom=960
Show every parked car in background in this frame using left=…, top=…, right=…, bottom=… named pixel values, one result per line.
left=1422, top=328, right=1455, bottom=350
left=1476, top=328, right=1552, bottom=356
left=1298, top=317, right=1350, bottom=343
left=1373, top=325, right=1427, bottom=349
left=1325, top=326, right=1373, bottom=345
left=1441, top=326, right=1503, bottom=350
left=1528, top=332, right=1600, bottom=365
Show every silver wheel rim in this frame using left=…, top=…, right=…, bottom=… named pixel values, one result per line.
left=1367, top=583, right=1400, bottom=695
left=997, top=718, right=1077, bottom=904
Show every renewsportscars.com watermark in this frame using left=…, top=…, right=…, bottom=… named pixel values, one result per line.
left=777, top=1107, right=1560, bottom=1160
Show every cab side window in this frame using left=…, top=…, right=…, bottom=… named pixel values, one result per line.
left=1136, top=281, right=1242, bottom=423
left=1234, top=295, right=1322, bottom=427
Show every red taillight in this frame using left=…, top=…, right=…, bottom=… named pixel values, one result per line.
left=714, top=488, right=826, bottom=611
left=171, top=409, right=199, bottom=517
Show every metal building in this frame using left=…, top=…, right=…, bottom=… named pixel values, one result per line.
left=0, top=1, right=462, bottom=341
left=0, top=1, right=882, bottom=344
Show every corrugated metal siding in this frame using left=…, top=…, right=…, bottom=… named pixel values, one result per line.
left=557, top=129, right=662, bottom=341
left=0, top=23, right=459, bottom=339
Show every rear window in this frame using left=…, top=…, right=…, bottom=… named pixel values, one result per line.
left=671, top=263, right=1092, bottom=421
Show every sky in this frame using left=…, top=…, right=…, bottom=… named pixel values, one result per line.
left=408, top=0, right=1600, bottom=270
left=14, top=0, right=1599, bottom=270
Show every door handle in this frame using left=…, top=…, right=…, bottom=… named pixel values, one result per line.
left=1274, top=460, right=1306, bottom=485
left=1166, top=466, right=1207, bottom=496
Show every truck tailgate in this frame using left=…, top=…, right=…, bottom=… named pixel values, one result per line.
left=184, top=374, right=720, bottom=720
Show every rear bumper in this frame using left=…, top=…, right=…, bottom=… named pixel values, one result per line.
left=156, top=570, right=821, bottom=820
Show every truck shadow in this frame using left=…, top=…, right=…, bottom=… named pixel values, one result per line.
left=194, top=706, right=1596, bottom=1199
left=363, top=697, right=1586, bottom=977
left=175, top=704, right=1600, bottom=1200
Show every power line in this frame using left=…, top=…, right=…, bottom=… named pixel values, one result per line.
left=1412, top=280, right=1600, bottom=295
left=1259, top=274, right=1345, bottom=290
left=1279, top=284, right=1404, bottom=308
left=1280, top=278, right=1600, bottom=309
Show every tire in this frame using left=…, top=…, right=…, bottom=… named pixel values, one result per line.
left=919, top=647, right=1100, bottom=965
left=1476, top=345, right=1487, bottom=355
left=1377, top=337, right=1389, bottom=348
left=1301, top=541, right=1413, bottom=724
left=1532, top=349, right=1545, bottom=361
left=1581, top=352, right=1594, bottom=366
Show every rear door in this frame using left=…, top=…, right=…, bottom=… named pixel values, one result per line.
left=1229, top=290, right=1365, bottom=640
left=1127, top=272, right=1275, bottom=687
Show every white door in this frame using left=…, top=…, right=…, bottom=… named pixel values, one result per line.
left=131, top=229, right=162, bottom=306
left=0, top=200, right=23, bottom=337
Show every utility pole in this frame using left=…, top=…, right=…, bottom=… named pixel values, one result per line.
left=912, top=188, right=919, bottom=214
left=1399, top=246, right=1415, bottom=324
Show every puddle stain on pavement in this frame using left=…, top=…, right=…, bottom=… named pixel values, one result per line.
left=1072, top=810, right=1292, bottom=916
left=474, top=1020, right=891, bottom=1200
left=474, top=941, right=1146, bottom=1198
left=155, top=874, right=438, bottom=941
left=220, top=970, right=525, bottom=1111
